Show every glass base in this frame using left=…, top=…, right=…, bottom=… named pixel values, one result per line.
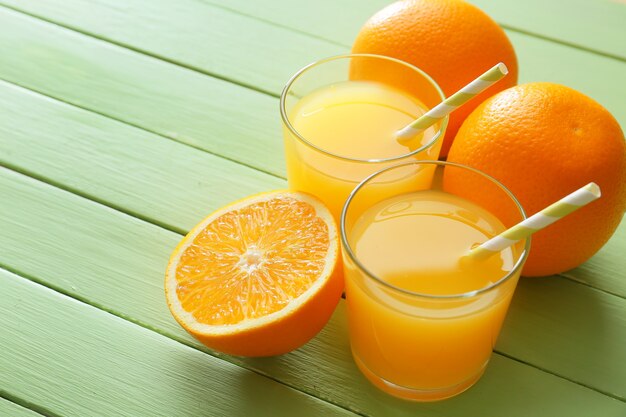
left=354, top=354, right=487, bottom=402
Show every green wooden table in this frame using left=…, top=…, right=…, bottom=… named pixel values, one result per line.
left=1, top=1, right=625, bottom=416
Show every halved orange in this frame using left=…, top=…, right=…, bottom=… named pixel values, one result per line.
left=165, top=191, right=342, bottom=356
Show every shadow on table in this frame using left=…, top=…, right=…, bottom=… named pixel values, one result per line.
left=168, top=279, right=622, bottom=416
left=497, top=275, right=622, bottom=397
left=167, top=346, right=344, bottom=416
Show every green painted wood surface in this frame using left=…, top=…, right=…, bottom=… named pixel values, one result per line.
left=0, top=1, right=342, bottom=96
left=563, top=227, right=626, bottom=299
left=0, top=7, right=623, bottom=298
left=4, top=273, right=624, bottom=417
left=0, top=398, right=42, bottom=417
left=500, top=278, right=626, bottom=400
left=0, top=8, right=284, bottom=178
left=470, top=0, right=626, bottom=60
left=0, top=0, right=625, bottom=414
left=0, top=81, right=284, bottom=234
left=1, top=143, right=625, bottom=407
left=0, top=270, right=355, bottom=417
left=206, top=0, right=626, bottom=60
left=0, top=0, right=624, bottom=129
left=206, top=0, right=626, bottom=123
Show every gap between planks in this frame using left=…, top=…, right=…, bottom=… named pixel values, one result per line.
left=0, top=264, right=366, bottom=417
left=0, top=3, right=280, bottom=99
left=0, top=75, right=285, bottom=185
left=0, top=269, right=361, bottom=417
left=492, top=349, right=626, bottom=404
left=3, top=260, right=624, bottom=408
left=0, top=0, right=623, bottom=410
left=0, top=73, right=621, bottom=301
left=201, top=0, right=626, bottom=63
left=493, top=24, right=625, bottom=63
left=0, top=391, right=55, bottom=417
left=0, top=165, right=624, bottom=404
left=557, top=271, right=626, bottom=300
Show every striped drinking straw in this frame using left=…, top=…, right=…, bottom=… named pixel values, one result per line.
left=396, top=62, right=509, bottom=142
left=468, top=183, right=602, bottom=260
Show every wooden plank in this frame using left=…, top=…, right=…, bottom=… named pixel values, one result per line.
left=562, top=222, right=626, bottom=298
left=500, top=276, right=626, bottom=400
left=0, top=7, right=286, bottom=178
left=0, top=1, right=342, bottom=95
left=0, top=14, right=623, bottom=297
left=1, top=1, right=624, bottom=406
left=0, top=270, right=355, bottom=417
left=1, top=167, right=625, bottom=411
left=207, top=0, right=626, bottom=60
left=205, top=0, right=626, bottom=124
left=509, top=29, right=624, bottom=125
left=0, top=80, right=284, bottom=234
left=470, top=0, right=626, bottom=60
left=0, top=398, right=41, bottom=417
left=0, top=1, right=624, bottom=128
left=0, top=68, right=624, bottom=299
left=0, top=0, right=620, bottom=412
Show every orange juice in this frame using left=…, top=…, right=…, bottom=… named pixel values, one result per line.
left=343, top=189, right=524, bottom=401
left=283, top=80, right=441, bottom=220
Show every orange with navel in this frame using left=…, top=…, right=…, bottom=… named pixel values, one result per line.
left=165, top=191, right=342, bottom=356
left=352, top=0, right=518, bottom=156
left=446, top=82, right=626, bottom=276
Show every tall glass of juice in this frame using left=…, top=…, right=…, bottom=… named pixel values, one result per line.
left=341, top=161, right=530, bottom=401
left=280, top=54, right=447, bottom=222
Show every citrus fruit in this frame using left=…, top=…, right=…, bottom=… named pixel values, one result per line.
left=446, top=82, right=626, bottom=276
left=165, top=191, right=342, bottom=356
left=352, top=0, right=518, bottom=156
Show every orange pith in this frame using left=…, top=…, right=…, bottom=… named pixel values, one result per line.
left=165, top=191, right=342, bottom=357
left=175, top=197, right=330, bottom=325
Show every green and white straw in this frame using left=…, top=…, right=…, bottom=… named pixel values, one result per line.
left=468, top=183, right=602, bottom=260
left=396, top=62, right=509, bottom=142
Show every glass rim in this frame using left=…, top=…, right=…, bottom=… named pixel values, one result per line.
left=279, top=53, right=448, bottom=164
left=340, top=160, right=531, bottom=299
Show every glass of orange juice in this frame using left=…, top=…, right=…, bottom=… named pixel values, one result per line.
left=280, top=54, right=447, bottom=222
left=341, top=161, right=530, bottom=401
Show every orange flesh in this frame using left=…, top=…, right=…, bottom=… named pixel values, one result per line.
left=175, top=197, right=330, bottom=325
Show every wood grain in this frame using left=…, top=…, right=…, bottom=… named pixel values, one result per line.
left=0, top=80, right=284, bottom=234
left=470, top=0, right=626, bottom=60
left=206, top=0, right=626, bottom=60
left=0, top=398, right=42, bottom=417
left=0, top=269, right=355, bottom=417
left=1, top=166, right=625, bottom=409
left=0, top=8, right=286, bottom=177
left=0, top=7, right=624, bottom=294
left=500, top=277, right=626, bottom=400
left=0, top=1, right=623, bottom=128
left=0, top=25, right=626, bottom=296
left=562, top=224, right=626, bottom=297
left=0, top=0, right=342, bottom=95
left=0, top=1, right=624, bottom=414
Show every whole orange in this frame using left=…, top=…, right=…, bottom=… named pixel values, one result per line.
left=352, top=0, right=518, bottom=157
left=446, top=82, right=626, bottom=276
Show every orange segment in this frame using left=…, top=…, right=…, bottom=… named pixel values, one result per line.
left=176, top=197, right=330, bottom=324
left=165, top=191, right=343, bottom=357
